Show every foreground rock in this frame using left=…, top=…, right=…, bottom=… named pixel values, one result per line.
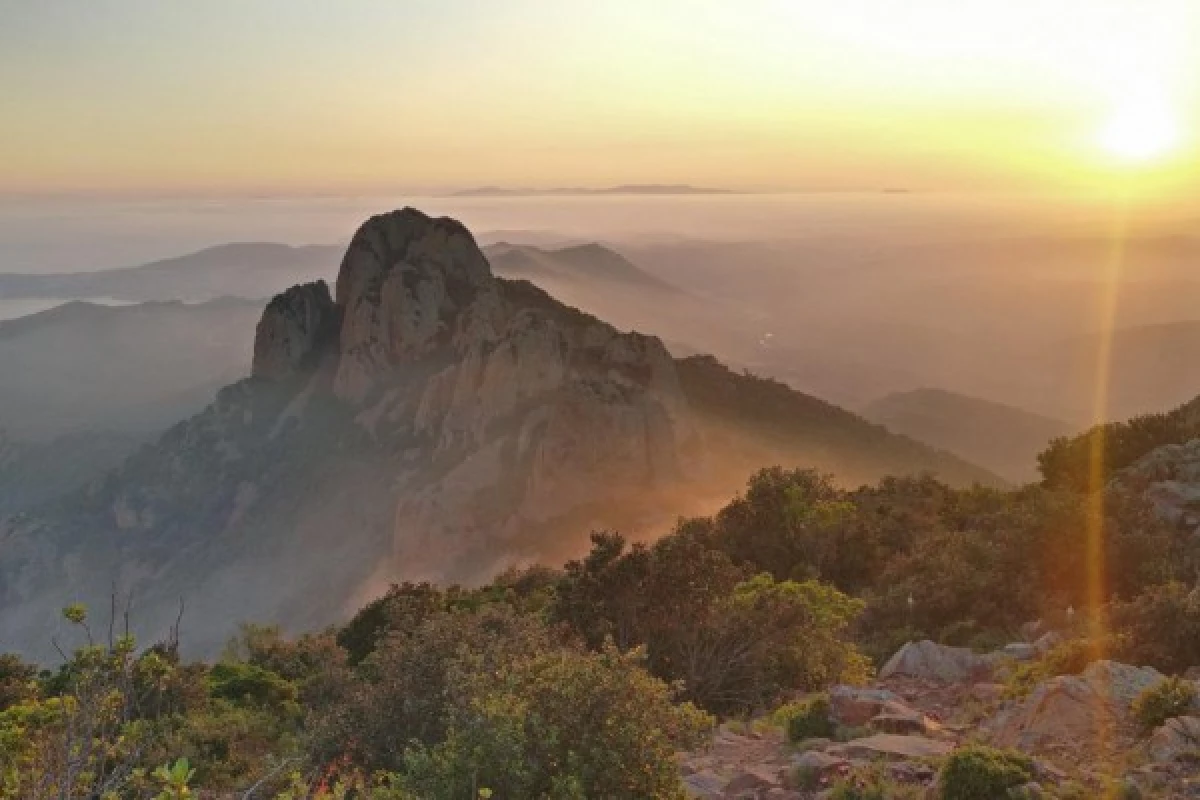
left=828, top=684, right=942, bottom=736
left=827, top=733, right=954, bottom=761
left=1146, top=716, right=1200, bottom=762
left=985, top=660, right=1164, bottom=754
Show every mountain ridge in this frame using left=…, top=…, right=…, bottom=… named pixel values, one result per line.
left=863, top=388, right=1074, bottom=483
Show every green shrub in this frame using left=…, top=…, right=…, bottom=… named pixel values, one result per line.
left=1132, top=676, right=1196, bottom=733
left=786, top=764, right=821, bottom=791
left=206, top=661, right=298, bottom=713
left=938, top=745, right=1034, bottom=800
left=833, top=724, right=873, bottom=742
left=785, top=693, right=834, bottom=743
left=1004, top=638, right=1099, bottom=699
left=1113, top=582, right=1200, bottom=674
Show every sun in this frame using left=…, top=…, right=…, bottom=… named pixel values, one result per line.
left=1096, top=93, right=1182, bottom=164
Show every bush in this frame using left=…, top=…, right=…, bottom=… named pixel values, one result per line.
left=1004, top=638, right=1102, bottom=700
left=1132, top=676, right=1196, bottom=733
left=829, top=763, right=923, bottom=800
left=785, top=693, right=834, bottom=743
left=938, top=745, right=1034, bottom=800
left=1113, top=582, right=1200, bottom=673
left=401, top=643, right=712, bottom=799
left=207, top=661, right=298, bottom=713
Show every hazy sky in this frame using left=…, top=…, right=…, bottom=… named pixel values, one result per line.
left=3, top=0, right=1198, bottom=195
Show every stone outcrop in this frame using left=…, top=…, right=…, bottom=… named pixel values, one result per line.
left=251, top=280, right=339, bottom=381
left=828, top=685, right=903, bottom=727
left=249, top=208, right=698, bottom=575
left=1111, top=438, right=1200, bottom=535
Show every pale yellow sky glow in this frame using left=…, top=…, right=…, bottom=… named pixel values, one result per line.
left=2, top=0, right=1198, bottom=194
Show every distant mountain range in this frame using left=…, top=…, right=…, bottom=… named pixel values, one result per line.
left=0, top=242, right=340, bottom=303
left=861, top=388, right=1074, bottom=483
left=0, top=298, right=262, bottom=438
left=449, top=184, right=737, bottom=197
left=0, top=209, right=998, bottom=658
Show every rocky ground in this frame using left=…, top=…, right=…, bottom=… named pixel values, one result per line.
left=680, top=639, right=1200, bottom=799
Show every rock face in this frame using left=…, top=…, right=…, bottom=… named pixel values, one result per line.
left=1112, top=438, right=1200, bottom=536
left=262, top=209, right=698, bottom=573
left=251, top=280, right=339, bottom=381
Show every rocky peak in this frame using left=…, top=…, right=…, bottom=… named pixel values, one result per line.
left=251, top=280, right=338, bottom=381
left=333, top=208, right=495, bottom=401
left=246, top=208, right=696, bottom=573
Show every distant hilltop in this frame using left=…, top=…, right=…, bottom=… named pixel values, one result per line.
left=448, top=184, right=739, bottom=197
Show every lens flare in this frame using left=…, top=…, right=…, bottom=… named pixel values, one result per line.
left=1096, top=93, right=1181, bottom=163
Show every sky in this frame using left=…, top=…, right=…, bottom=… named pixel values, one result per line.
left=3, top=0, right=1199, bottom=196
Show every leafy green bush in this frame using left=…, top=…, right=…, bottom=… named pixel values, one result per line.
left=207, top=661, right=298, bottom=712
left=1132, top=676, right=1196, bottom=733
left=785, top=693, right=834, bottom=743
left=938, top=745, right=1034, bottom=800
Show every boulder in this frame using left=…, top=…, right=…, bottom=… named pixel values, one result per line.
left=986, top=660, right=1164, bottom=752
left=791, top=749, right=848, bottom=777
left=682, top=770, right=724, bottom=798
left=880, top=640, right=990, bottom=683
left=828, top=685, right=902, bottom=726
left=1146, top=716, right=1200, bottom=762
left=870, top=700, right=940, bottom=735
left=1020, top=620, right=1047, bottom=641
left=724, top=766, right=781, bottom=794
left=1033, top=632, right=1063, bottom=655
left=1003, top=643, right=1038, bottom=661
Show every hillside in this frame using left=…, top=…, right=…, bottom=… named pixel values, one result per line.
left=1040, top=391, right=1200, bottom=491
left=862, top=388, right=1074, bottom=483
left=0, top=242, right=340, bottom=303
left=0, top=209, right=998, bottom=659
left=0, top=298, right=263, bottom=438
left=0, top=428, right=142, bottom=516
